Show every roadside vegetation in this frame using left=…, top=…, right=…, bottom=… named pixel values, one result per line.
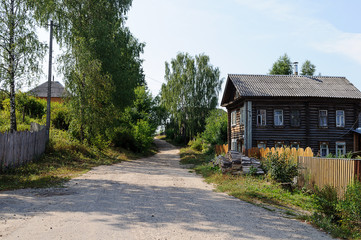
left=180, top=145, right=361, bottom=239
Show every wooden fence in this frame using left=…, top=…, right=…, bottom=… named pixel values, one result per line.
left=0, top=125, right=47, bottom=172
left=249, top=147, right=314, bottom=159
left=215, top=144, right=228, bottom=155
left=298, top=156, right=361, bottom=196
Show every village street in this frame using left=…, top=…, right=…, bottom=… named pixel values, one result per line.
left=0, top=139, right=332, bottom=240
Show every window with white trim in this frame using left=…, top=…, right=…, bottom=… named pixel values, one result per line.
left=319, top=110, right=328, bottom=127
left=257, top=141, right=266, bottom=149
left=291, top=142, right=300, bottom=149
left=274, top=109, right=284, bottom=126
left=275, top=141, right=284, bottom=148
left=231, top=110, right=236, bottom=126
left=240, top=106, right=245, bottom=125
left=320, top=142, right=329, bottom=157
left=336, top=110, right=345, bottom=127
left=231, top=139, right=237, bottom=151
left=257, top=109, right=266, bottom=126
left=336, top=142, right=346, bottom=157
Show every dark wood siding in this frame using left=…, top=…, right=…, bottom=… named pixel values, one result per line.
left=249, top=98, right=359, bottom=155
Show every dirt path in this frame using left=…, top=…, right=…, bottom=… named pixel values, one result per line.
left=0, top=139, right=332, bottom=239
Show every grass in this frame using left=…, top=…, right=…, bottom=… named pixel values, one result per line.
left=0, top=129, right=157, bottom=191
left=180, top=146, right=361, bottom=239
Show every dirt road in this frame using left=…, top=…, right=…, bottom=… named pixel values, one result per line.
left=0, top=139, right=332, bottom=239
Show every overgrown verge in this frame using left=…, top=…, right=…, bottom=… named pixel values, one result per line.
left=0, top=129, right=157, bottom=191
left=180, top=146, right=361, bottom=239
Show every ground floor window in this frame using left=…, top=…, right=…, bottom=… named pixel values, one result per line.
left=290, top=142, right=300, bottom=149
left=320, top=142, right=329, bottom=157
left=336, top=142, right=346, bottom=157
left=257, top=141, right=266, bottom=149
left=274, top=141, right=284, bottom=148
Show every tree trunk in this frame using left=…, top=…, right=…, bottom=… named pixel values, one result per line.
left=9, top=0, right=17, bottom=133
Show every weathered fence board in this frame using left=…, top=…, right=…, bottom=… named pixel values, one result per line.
left=215, top=144, right=228, bottom=155
left=298, top=156, right=360, bottom=196
left=0, top=125, right=47, bottom=172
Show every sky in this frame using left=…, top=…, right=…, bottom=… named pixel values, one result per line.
left=35, top=0, right=361, bottom=106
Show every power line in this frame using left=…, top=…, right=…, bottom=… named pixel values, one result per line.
left=145, top=75, right=163, bottom=84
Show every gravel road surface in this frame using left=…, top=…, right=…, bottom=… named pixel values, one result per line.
left=0, top=139, right=332, bottom=239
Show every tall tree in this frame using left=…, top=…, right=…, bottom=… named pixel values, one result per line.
left=161, top=53, right=222, bottom=142
left=30, top=0, right=144, bottom=142
left=301, top=60, right=316, bottom=76
left=269, top=53, right=293, bottom=75
left=0, top=0, right=45, bottom=132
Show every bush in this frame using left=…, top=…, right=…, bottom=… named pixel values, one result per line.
left=339, top=181, right=361, bottom=230
left=132, top=119, right=154, bottom=152
left=313, top=185, right=340, bottom=222
left=188, top=136, right=203, bottom=152
left=263, top=152, right=298, bottom=185
left=112, top=127, right=137, bottom=151
left=51, top=103, right=71, bottom=130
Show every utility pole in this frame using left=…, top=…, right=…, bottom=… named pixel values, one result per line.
left=46, top=20, right=53, bottom=141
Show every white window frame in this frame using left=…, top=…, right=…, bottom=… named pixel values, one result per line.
left=231, top=110, right=236, bottom=126
left=257, top=109, right=266, bottom=126
left=320, top=142, right=329, bottom=157
left=319, top=110, right=328, bottom=127
left=291, top=142, right=300, bottom=149
left=240, top=106, right=245, bottom=125
left=275, top=141, right=284, bottom=148
left=336, top=142, right=346, bottom=157
left=336, top=110, right=345, bottom=127
left=257, top=141, right=266, bottom=149
left=274, top=109, right=284, bottom=126
left=231, top=139, right=237, bottom=151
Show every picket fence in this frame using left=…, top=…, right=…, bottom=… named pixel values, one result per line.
left=298, top=156, right=361, bottom=196
left=0, top=124, right=47, bottom=172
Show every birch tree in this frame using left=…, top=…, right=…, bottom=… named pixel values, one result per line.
left=161, top=53, right=222, bottom=142
left=0, top=0, right=45, bottom=132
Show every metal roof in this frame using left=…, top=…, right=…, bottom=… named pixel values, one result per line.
left=29, top=81, right=65, bottom=98
left=227, top=74, right=361, bottom=99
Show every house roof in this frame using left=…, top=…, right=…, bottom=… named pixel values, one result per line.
left=221, top=74, right=361, bottom=106
left=29, top=81, right=65, bottom=98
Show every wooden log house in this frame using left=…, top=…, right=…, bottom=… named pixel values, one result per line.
left=221, top=74, right=361, bottom=156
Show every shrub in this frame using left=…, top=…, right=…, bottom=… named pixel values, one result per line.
left=112, top=127, right=137, bottom=151
left=132, top=119, right=154, bottom=152
left=263, top=152, right=298, bottom=185
left=313, top=185, right=340, bottom=222
left=339, top=181, right=361, bottom=230
left=51, top=103, right=71, bottom=130
left=188, top=136, right=203, bottom=152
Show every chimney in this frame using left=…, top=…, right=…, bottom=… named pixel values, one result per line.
left=293, top=62, right=298, bottom=75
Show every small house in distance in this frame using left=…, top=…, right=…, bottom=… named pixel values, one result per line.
left=221, top=74, right=361, bottom=156
left=29, top=81, right=65, bottom=103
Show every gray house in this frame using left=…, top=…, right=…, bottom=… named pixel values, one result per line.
left=221, top=74, right=361, bottom=156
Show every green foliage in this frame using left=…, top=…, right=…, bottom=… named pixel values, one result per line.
left=51, top=102, right=71, bottom=130
left=16, top=92, right=46, bottom=119
left=201, top=109, right=227, bottom=145
left=161, top=53, right=223, bottom=142
left=263, top=152, right=298, bottom=185
left=339, top=181, right=361, bottom=230
left=269, top=53, right=293, bottom=75
left=132, top=119, right=154, bottom=153
left=301, top=60, right=316, bottom=76
left=188, top=136, right=204, bottom=152
left=313, top=185, right=340, bottom=221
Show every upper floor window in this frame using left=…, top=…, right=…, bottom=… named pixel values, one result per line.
left=240, top=106, right=245, bottom=125
left=291, top=110, right=300, bottom=127
left=319, top=110, right=328, bottom=127
left=336, top=110, right=345, bottom=127
left=231, top=110, right=236, bottom=126
left=320, top=142, right=329, bottom=157
left=257, top=109, right=266, bottom=126
left=274, top=109, right=284, bottom=126
left=336, top=142, right=346, bottom=157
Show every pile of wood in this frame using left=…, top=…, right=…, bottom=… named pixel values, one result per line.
left=214, top=151, right=264, bottom=175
